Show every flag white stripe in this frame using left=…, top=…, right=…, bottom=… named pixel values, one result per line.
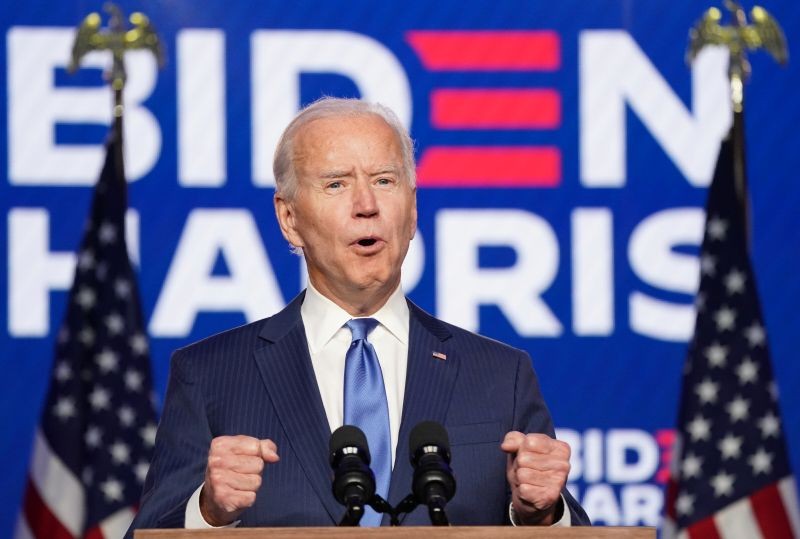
left=13, top=514, right=34, bottom=539
left=714, top=497, right=764, bottom=539
left=29, top=429, right=85, bottom=537
left=778, top=476, right=800, bottom=537
left=99, top=507, right=136, bottom=538
left=661, top=516, right=689, bottom=539
left=661, top=517, right=676, bottom=538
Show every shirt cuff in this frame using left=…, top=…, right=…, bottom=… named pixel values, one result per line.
left=185, top=483, right=242, bottom=529
left=508, top=494, right=572, bottom=527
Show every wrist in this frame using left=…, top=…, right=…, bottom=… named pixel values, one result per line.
left=199, top=486, right=235, bottom=527
left=513, top=497, right=563, bottom=526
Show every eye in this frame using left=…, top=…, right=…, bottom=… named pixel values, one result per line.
left=326, top=181, right=343, bottom=190
left=376, top=177, right=393, bottom=186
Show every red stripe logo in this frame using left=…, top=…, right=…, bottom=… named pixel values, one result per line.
left=406, top=31, right=560, bottom=71
left=407, top=30, right=563, bottom=187
left=431, top=89, right=561, bottom=129
left=417, top=147, right=560, bottom=187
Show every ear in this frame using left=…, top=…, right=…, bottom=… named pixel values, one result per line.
left=274, top=193, right=304, bottom=248
left=408, top=187, right=418, bottom=240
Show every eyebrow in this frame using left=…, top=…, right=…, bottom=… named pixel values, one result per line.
left=319, top=169, right=353, bottom=179
left=370, top=166, right=400, bottom=176
left=318, top=165, right=400, bottom=179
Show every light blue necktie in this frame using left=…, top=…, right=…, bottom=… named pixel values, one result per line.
left=343, top=318, right=391, bottom=527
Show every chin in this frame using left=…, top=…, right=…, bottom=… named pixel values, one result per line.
left=350, top=270, right=396, bottom=292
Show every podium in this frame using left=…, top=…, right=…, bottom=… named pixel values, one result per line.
left=136, top=527, right=655, bottom=538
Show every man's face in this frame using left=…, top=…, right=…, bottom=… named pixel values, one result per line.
left=274, top=114, right=417, bottom=309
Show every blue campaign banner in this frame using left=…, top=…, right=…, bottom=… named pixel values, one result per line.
left=1, top=0, right=799, bottom=532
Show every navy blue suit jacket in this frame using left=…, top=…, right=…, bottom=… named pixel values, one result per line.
left=128, top=293, right=589, bottom=533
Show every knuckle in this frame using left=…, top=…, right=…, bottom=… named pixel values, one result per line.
left=209, top=470, right=225, bottom=486
left=210, top=436, right=228, bottom=452
left=517, top=453, right=534, bottom=467
left=518, top=483, right=536, bottom=499
left=222, top=500, right=238, bottom=513
left=242, top=491, right=257, bottom=506
left=208, top=455, right=224, bottom=470
left=237, top=436, right=259, bottom=453
left=558, top=440, right=571, bottom=458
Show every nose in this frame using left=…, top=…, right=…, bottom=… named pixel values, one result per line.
left=352, top=179, right=378, bottom=218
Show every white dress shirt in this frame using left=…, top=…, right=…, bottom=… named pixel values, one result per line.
left=185, top=283, right=408, bottom=527
left=185, top=283, right=569, bottom=527
left=301, top=281, right=409, bottom=465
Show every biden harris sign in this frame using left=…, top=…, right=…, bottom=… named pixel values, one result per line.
left=1, top=0, right=799, bottom=531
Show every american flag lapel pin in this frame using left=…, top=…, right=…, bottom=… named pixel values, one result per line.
left=432, top=351, right=447, bottom=361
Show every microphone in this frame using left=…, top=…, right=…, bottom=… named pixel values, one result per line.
left=329, top=425, right=375, bottom=525
left=409, top=421, right=456, bottom=526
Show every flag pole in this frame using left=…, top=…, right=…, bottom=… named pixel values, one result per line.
left=687, top=0, right=787, bottom=251
left=68, top=1, right=164, bottom=182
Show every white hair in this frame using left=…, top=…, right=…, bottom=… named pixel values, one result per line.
left=272, top=97, right=416, bottom=200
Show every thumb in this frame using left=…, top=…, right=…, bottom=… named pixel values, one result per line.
left=260, top=439, right=280, bottom=463
left=500, top=431, right=524, bottom=453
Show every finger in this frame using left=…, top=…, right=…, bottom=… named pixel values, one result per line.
left=514, top=466, right=568, bottom=488
left=515, top=482, right=560, bottom=509
left=500, top=431, right=525, bottom=453
left=225, top=454, right=266, bottom=475
left=514, top=452, right=571, bottom=473
left=506, top=452, right=519, bottom=487
left=520, top=433, right=559, bottom=454
left=260, top=439, right=280, bottom=463
left=220, top=470, right=263, bottom=493
left=210, top=435, right=262, bottom=457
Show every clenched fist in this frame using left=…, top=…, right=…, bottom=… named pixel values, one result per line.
left=501, top=431, right=570, bottom=526
left=200, top=435, right=280, bottom=526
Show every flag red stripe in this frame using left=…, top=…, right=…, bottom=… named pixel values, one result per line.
left=22, top=477, right=75, bottom=539
left=85, top=525, right=104, bottom=539
left=417, top=147, right=561, bottom=187
left=406, top=31, right=560, bottom=71
left=686, top=514, right=722, bottom=539
left=751, top=481, right=795, bottom=538
left=431, top=89, right=561, bottom=129
left=664, top=479, right=679, bottom=519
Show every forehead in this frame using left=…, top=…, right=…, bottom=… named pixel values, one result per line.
left=293, top=114, right=403, bottom=170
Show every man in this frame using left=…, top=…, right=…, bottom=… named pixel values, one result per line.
left=127, top=98, right=589, bottom=533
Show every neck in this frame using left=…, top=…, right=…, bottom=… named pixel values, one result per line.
left=309, top=278, right=399, bottom=317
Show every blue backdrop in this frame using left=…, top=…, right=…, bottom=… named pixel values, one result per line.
left=1, top=0, right=799, bottom=533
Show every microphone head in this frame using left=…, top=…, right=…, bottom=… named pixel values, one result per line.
left=329, top=425, right=376, bottom=507
left=409, top=421, right=451, bottom=465
left=409, top=421, right=456, bottom=505
left=330, top=425, right=371, bottom=466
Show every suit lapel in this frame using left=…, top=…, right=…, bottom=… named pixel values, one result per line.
left=386, top=301, right=458, bottom=511
left=252, top=293, right=340, bottom=523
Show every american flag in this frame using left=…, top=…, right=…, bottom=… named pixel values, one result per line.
left=16, top=129, right=158, bottom=539
left=663, top=131, right=800, bottom=538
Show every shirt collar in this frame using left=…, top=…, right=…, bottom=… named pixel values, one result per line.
left=301, top=281, right=409, bottom=354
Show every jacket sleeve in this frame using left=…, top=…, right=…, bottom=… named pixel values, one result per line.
left=125, top=348, right=212, bottom=536
left=513, top=350, right=592, bottom=526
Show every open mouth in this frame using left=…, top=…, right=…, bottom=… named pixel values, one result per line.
left=357, top=238, right=377, bottom=247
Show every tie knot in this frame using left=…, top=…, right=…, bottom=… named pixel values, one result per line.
left=345, top=318, right=379, bottom=342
